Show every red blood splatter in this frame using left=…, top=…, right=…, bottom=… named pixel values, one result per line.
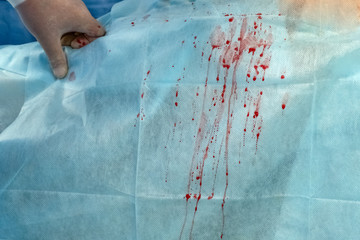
left=175, top=102, right=178, bottom=107
left=281, top=75, right=285, bottom=79
left=180, top=17, right=275, bottom=240
left=223, top=64, right=230, bottom=69
left=248, top=48, right=256, bottom=55
left=141, top=92, right=144, bottom=98
left=282, top=93, right=289, bottom=111
left=131, top=22, right=135, bottom=26
left=147, top=70, right=151, bottom=76
left=210, top=26, right=225, bottom=49
left=176, top=90, right=179, bottom=97
left=254, top=65, right=259, bottom=75
left=229, top=17, right=234, bottom=22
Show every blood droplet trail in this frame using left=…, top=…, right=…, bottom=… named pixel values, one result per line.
left=281, top=93, right=289, bottom=110
left=179, top=15, right=276, bottom=239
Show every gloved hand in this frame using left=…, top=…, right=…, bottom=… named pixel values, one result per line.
left=15, top=0, right=106, bottom=78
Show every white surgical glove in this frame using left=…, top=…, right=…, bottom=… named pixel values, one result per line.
left=10, top=0, right=106, bottom=78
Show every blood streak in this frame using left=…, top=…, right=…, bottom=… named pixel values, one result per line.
left=252, top=93, right=263, bottom=154
left=179, top=15, right=274, bottom=240
left=254, top=65, right=259, bottom=75
left=282, top=93, right=289, bottom=110
left=210, top=26, right=226, bottom=50
left=179, top=44, right=215, bottom=240
left=248, top=48, right=256, bottom=55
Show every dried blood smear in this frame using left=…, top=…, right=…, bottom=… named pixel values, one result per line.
left=69, top=71, right=76, bottom=81
left=178, top=15, right=276, bottom=240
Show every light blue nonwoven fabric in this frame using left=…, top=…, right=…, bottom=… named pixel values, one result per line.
left=1, top=0, right=360, bottom=239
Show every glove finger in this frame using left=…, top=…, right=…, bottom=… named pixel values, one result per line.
left=39, top=36, right=68, bottom=79
left=74, top=18, right=106, bottom=37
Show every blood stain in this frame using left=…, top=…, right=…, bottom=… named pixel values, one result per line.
left=69, top=71, right=76, bottom=81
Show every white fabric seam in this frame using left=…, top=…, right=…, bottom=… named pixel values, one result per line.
left=7, top=0, right=26, bottom=8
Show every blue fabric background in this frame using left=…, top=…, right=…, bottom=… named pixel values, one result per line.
left=1, top=0, right=360, bottom=239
